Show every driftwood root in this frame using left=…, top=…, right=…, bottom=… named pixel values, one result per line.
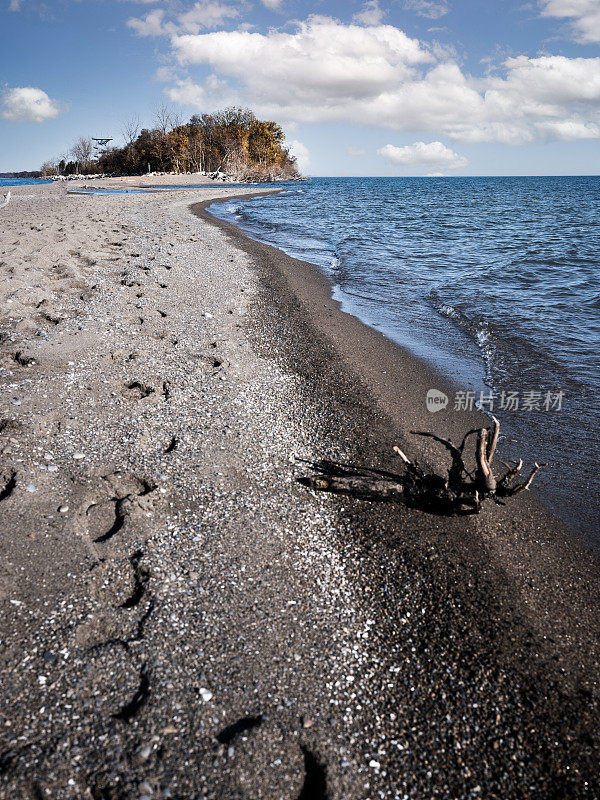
left=300, top=417, right=544, bottom=515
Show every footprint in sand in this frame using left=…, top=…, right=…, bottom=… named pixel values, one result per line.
left=123, top=381, right=155, bottom=400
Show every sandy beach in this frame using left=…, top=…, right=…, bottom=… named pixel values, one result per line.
left=1, top=178, right=600, bottom=799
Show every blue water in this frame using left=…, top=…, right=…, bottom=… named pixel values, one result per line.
left=0, top=178, right=50, bottom=186
left=209, top=177, right=600, bottom=541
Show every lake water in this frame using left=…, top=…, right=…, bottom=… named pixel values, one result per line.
left=209, top=176, right=600, bottom=543
left=0, top=178, right=50, bottom=187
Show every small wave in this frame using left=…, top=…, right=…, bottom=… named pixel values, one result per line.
left=430, top=294, right=497, bottom=384
left=437, top=303, right=460, bottom=320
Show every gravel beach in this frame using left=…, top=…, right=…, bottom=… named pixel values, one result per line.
left=1, top=179, right=599, bottom=799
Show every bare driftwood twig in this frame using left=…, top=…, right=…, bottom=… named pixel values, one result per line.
left=300, top=417, right=543, bottom=515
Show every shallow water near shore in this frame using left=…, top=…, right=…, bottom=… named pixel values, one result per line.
left=0, top=177, right=51, bottom=187
left=209, top=176, right=600, bottom=543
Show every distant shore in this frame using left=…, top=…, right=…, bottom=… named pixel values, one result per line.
left=0, top=176, right=599, bottom=798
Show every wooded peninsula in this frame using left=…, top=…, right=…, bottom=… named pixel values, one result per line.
left=41, top=107, right=301, bottom=181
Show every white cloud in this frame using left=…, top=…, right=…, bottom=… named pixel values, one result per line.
left=347, top=145, right=367, bottom=155
left=261, top=0, right=283, bottom=8
left=289, top=139, right=310, bottom=172
left=353, top=0, right=386, bottom=25
left=127, top=1, right=240, bottom=37
left=154, top=65, right=178, bottom=83
left=1, top=86, right=61, bottom=123
left=403, top=0, right=450, bottom=19
left=166, top=78, right=207, bottom=107
left=166, top=73, right=231, bottom=107
left=536, top=118, right=600, bottom=139
left=127, top=8, right=169, bottom=36
left=9, top=0, right=22, bottom=10
left=173, top=17, right=434, bottom=101
left=378, top=141, right=467, bottom=171
left=165, top=16, right=600, bottom=145
left=540, top=0, right=600, bottom=43
left=178, top=1, right=240, bottom=34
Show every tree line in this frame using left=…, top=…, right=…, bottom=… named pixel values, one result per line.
left=41, top=106, right=300, bottom=180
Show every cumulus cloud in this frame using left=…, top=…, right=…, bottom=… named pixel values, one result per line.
left=403, top=0, right=450, bottom=19
left=173, top=17, right=434, bottom=101
left=289, top=139, right=311, bottom=172
left=164, top=16, right=600, bottom=145
left=378, top=141, right=467, bottom=171
left=166, top=78, right=207, bottom=106
left=128, top=1, right=240, bottom=36
left=166, top=73, right=231, bottom=106
left=540, top=0, right=600, bottom=43
left=127, top=8, right=169, bottom=36
left=1, top=86, right=61, bottom=123
left=536, top=118, right=600, bottom=139
left=353, top=0, right=386, bottom=25
left=178, top=1, right=240, bottom=33
left=347, top=145, right=367, bottom=155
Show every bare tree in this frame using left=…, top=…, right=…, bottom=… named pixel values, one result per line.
left=153, top=104, right=172, bottom=137
left=40, top=160, right=58, bottom=177
left=122, top=115, right=141, bottom=149
left=70, top=137, right=94, bottom=173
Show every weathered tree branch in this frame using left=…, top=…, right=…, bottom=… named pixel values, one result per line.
left=300, top=418, right=543, bottom=515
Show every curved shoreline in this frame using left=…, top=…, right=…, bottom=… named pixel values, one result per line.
left=192, top=193, right=600, bottom=683
left=203, top=189, right=600, bottom=544
left=1, top=179, right=599, bottom=795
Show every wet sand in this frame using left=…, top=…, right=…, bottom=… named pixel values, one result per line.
left=0, top=178, right=599, bottom=799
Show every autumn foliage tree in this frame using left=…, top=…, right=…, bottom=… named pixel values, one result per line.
left=42, top=107, right=300, bottom=180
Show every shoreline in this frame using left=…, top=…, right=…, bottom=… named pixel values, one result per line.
left=203, top=184, right=600, bottom=544
left=194, top=191, right=600, bottom=679
left=1, top=179, right=599, bottom=796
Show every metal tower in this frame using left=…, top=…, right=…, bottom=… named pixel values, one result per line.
left=92, top=137, right=113, bottom=156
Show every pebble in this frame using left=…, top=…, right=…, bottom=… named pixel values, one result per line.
left=369, top=759, right=381, bottom=769
left=138, top=745, right=152, bottom=761
left=59, top=505, right=69, bottom=513
left=161, top=726, right=177, bottom=735
left=26, top=484, right=37, bottom=493
left=199, top=688, right=213, bottom=702
left=72, top=453, right=85, bottom=460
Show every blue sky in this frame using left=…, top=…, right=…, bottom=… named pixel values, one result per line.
left=1, top=0, right=599, bottom=174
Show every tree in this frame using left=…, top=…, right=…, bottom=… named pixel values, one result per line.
left=122, top=115, right=140, bottom=149
left=248, top=120, right=284, bottom=166
left=153, top=104, right=173, bottom=137
left=70, top=136, right=94, bottom=173
left=43, top=106, right=301, bottom=179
